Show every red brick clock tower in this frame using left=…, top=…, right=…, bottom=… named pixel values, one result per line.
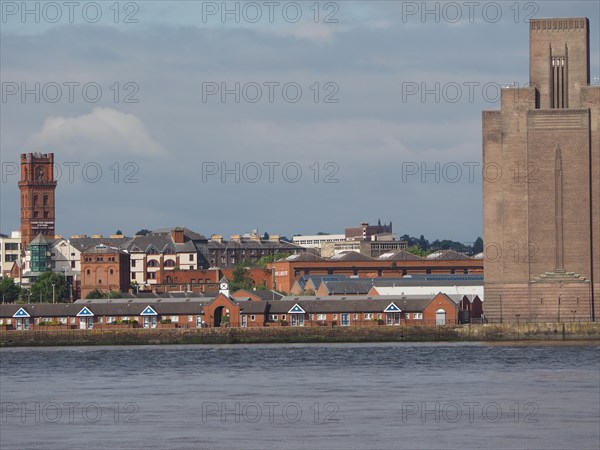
left=18, top=152, right=57, bottom=249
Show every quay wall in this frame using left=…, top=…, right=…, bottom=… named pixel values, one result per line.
left=1, top=323, right=599, bottom=347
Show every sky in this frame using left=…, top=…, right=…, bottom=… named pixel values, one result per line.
left=1, top=1, right=599, bottom=243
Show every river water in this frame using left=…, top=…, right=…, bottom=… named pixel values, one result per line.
left=0, top=342, right=598, bottom=449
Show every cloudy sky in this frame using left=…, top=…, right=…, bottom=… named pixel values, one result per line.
left=1, top=1, right=598, bottom=243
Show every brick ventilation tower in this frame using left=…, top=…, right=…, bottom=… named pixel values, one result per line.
left=19, top=152, right=57, bottom=250
left=483, top=18, right=599, bottom=322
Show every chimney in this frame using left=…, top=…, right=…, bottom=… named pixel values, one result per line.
left=211, top=234, right=223, bottom=243
left=171, top=227, right=185, bottom=244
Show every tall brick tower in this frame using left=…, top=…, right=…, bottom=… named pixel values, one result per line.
left=19, top=152, right=57, bottom=249
left=483, top=18, right=599, bottom=322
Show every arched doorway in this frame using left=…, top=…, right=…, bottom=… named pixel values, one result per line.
left=214, top=306, right=230, bottom=327
left=435, top=309, right=446, bottom=325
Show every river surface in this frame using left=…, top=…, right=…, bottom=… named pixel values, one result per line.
left=0, top=342, right=598, bottom=449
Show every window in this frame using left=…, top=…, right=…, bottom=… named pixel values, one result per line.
left=131, top=260, right=136, bottom=267
left=189, top=254, right=194, bottom=261
left=122, top=316, right=130, bottom=322
left=309, top=314, right=314, bottom=320
left=33, top=211, right=39, bottom=218
left=98, top=279, right=102, bottom=284
left=4, top=254, right=17, bottom=262
left=377, top=313, right=382, bottom=319
left=188, top=315, right=193, bottom=322
left=109, top=269, right=114, bottom=275
left=106, top=317, right=115, bottom=324
left=43, top=211, right=49, bottom=218
left=33, top=195, right=38, bottom=206
left=132, top=273, right=136, bottom=280
left=70, top=317, right=75, bottom=324
left=148, top=260, right=159, bottom=267
left=170, top=316, right=179, bottom=322
left=353, top=313, right=358, bottom=320
left=364, top=313, right=373, bottom=320
left=164, top=260, right=176, bottom=267
left=250, top=315, right=255, bottom=321
left=281, top=314, right=286, bottom=320
left=269, top=314, right=278, bottom=321
left=333, top=314, right=338, bottom=320
left=414, top=313, right=423, bottom=320
left=317, top=314, right=326, bottom=321
left=404, top=313, right=411, bottom=319
left=43, top=195, right=48, bottom=206
left=70, top=261, right=75, bottom=268
left=86, top=269, right=90, bottom=275
left=59, top=317, right=66, bottom=324
left=97, top=317, right=103, bottom=324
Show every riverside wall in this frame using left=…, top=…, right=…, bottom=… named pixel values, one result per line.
left=1, top=323, right=599, bottom=347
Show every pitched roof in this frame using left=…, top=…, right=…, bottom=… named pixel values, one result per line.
left=426, top=250, right=471, bottom=260
left=328, top=251, right=374, bottom=262
left=377, top=250, right=423, bottom=261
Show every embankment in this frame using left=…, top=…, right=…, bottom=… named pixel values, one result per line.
left=1, top=322, right=599, bottom=347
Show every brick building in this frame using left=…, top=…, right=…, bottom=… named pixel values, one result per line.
left=269, top=253, right=483, bottom=293
left=80, top=245, right=131, bottom=297
left=483, top=18, right=599, bottom=322
left=19, top=152, right=57, bottom=250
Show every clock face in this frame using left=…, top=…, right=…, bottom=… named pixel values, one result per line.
left=220, top=283, right=228, bottom=289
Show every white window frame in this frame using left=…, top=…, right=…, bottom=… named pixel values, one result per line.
left=414, top=313, right=423, bottom=320
left=317, top=314, right=326, bottom=320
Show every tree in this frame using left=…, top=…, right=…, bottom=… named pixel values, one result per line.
left=256, top=252, right=292, bottom=269
left=135, top=229, right=151, bottom=236
left=115, top=230, right=124, bottom=235
left=85, top=289, right=104, bottom=299
left=418, top=235, right=429, bottom=251
left=473, top=237, right=484, bottom=254
left=30, top=272, right=68, bottom=303
left=0, top=277, right=20, bottom=303
left=230, top=261, right=254, bottom=291
left=86, top=289, right=121, bottom=299
left=405, top=245, right=430, bottom=257
left=262, top=232, right=270, bottom=240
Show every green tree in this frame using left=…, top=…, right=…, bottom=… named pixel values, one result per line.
left=30, top=271, right=68, bottom=303
left=473, top=237, right=484, bottom=254
left=135, top=229, right=151, bottom=236
left=85, top=289, right=122, bottom=299
left=405, top=245, right=431, bottom=257
left=418, top=235, right=429, bottom=251
left=256, top=252, right=291, bottom=269
left=0, top=277, right=21, bottom=303
left=85, top=288, right=104, bottom=299
left=230, top=261, right=254, bottom=291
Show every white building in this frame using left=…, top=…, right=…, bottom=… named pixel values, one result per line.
left=292, top=234, right=346, bottom=249
left=0, top=231, right=21, bottom=277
